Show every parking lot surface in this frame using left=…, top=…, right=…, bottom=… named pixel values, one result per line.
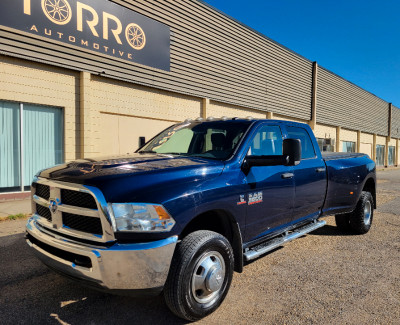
left=0, top=170, right=399, bottom=324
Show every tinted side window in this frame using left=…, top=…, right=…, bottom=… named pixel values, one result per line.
left=248, top=125, right=283, bottom=156
left=287, top=127, right=316, bottom=159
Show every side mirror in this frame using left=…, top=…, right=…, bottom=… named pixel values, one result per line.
left=138, top=136, right=146, bottom=148
left=242, top=138, right=301, bottom=174
left=283, top=138, right=301, bottom=166
left=242, top=155, right=288, bottom=174
left=245, top=155, right=288, bottom=168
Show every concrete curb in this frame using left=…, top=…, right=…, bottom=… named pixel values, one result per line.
left=0, top=198, right=31, bottom=218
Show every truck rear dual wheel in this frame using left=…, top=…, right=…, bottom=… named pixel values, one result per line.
left=335, top=191, right=374, bottom=234
left=164, top=230, right=234, bottom=321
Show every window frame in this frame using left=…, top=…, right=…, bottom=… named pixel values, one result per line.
left=0, top=100, right=64, bottom=193
left=342, top=141, right=356, bottom=153
left=246, top=124, right=283, bottom=157
left=139, top=120, right=253, bottom=161
left=376, top=144, right=385, bottom=166
left=388, top=146, right=395, bottom=166
left=286, top=126, right=317, bottom=160
left=317, top=137, right=335, bottom=152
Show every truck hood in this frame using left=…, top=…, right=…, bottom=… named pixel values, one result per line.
left=37, top=153, right=225, bottom=202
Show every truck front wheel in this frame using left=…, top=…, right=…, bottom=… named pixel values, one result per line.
left=335, top=191, right=374, bottom=234
left=164, top=230, right=234, bottom=321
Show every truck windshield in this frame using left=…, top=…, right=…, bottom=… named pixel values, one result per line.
left=138, top=120, right=252, bottom=160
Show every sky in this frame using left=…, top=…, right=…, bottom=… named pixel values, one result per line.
left=203, top=0, right=400, bottom=107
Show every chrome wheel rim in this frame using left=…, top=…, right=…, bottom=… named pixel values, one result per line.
left=191, top=251, right=226, bottom=304
left=364, top=200, right=372, bottom=225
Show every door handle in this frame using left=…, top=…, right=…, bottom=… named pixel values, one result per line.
left=281, top=173, right=294, bottom=179
left=316, top=168, right=326, bottom=173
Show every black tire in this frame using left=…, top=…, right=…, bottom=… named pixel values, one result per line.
left=164, top=230, right=234, bottom=321
left=335, top=191, right=374, bottom=235
left=349, top=191, right=374, bottom=234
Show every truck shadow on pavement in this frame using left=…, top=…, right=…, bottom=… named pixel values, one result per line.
left=309, top=224, right=352, bottom=237
left=0, top=232, right=187, bottom=325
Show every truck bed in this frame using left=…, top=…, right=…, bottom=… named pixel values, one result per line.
left=322, top=152, right=375, bottom=216
left=322, top=152, right=367, bottom=161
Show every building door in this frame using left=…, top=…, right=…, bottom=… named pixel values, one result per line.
left=360, top=143, right=372, bottom=158
left=0, top=101, right=63, bottom=193
left=388, top=146, right=395, bottom=166
left=376, top=145, right=385, bottom=166
left=0, top=102, right=21, bottom=192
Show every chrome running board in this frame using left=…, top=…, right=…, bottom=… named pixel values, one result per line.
left=244, top=220, right=326, bottom=261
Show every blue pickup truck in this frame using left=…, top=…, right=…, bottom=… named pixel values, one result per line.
left=26, top=118, right=376, bottom=321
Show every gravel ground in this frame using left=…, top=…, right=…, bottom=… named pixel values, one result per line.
left=0, top=170, right=399, bottom=324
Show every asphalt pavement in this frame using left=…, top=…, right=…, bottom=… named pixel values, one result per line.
left=0, top=169, right=399, bottom=324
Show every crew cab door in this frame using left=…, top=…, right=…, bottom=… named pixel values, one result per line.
left=243, top=124, right=295, bottom=242
left=286, top=126, right=327, bottom=222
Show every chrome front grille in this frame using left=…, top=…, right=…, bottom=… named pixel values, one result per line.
left=63, top=212, right=103, bottom=235
left=32, top=178, right=115, bottom=243
left=35, top=183, right=50, bottom=200
left=36, top=203, right=51, bottom=221
left=61, top=189, right=98, bottom=210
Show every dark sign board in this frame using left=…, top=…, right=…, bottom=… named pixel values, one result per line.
left=0, top=0, right=170, bottom=71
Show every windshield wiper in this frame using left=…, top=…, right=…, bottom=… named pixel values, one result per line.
left=190, top=154, right=220, bottom=160
left=160, top=152, right=189, bottom=156
left=138, top=150, right=157, bottom=154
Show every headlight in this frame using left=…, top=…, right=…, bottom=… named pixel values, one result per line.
left=110, top=203, right=175, bottom=232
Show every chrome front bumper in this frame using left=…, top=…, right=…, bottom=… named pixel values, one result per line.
left=26, top=216, right=178, bottom=294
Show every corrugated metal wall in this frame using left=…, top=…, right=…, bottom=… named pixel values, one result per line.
left=317, top=67, right=389, bottom=136
left=0, top=0, right=312, bottom=120
left=392, top=106, right=400, bottom=138
left=0, top=0, right=398, bottom=136
left=266, top=41, right=312, bottom=120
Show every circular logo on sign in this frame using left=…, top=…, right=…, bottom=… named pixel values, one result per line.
left=41, top=0, right=72, bottom=25
left=125, top=23, right=146, bottom=50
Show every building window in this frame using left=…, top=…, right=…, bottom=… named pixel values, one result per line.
left=0, top=101, right=63, bottom=193
left=376, top=145, right=385, bottom=166
left=317, top=138, right=335, bottom=152
left=388, top=146, right=395, bottom=166
left=342, top=141, right=356, bottom=153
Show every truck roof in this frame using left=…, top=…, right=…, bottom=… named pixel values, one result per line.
left=183, top=117, right=309, bottom=129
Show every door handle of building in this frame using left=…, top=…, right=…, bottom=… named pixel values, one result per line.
left=281, top=173, right=294, bottom=179
left=316, top=168, right=326, bottom=173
